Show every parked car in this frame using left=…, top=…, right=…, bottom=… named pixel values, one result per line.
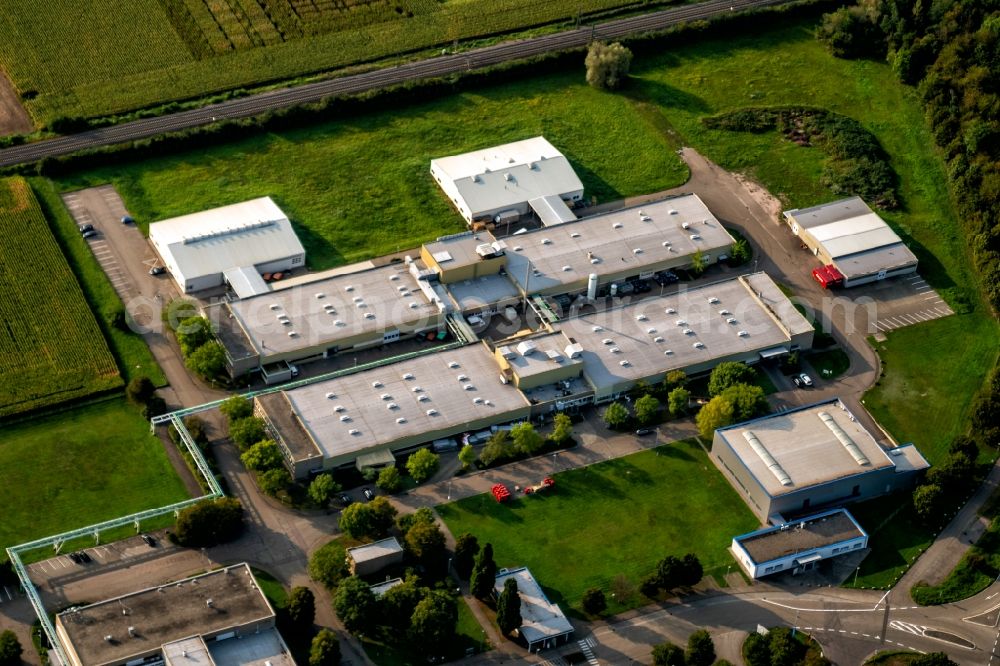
left=121, top=215, right=135, bottom=225
left=339, top=494, right=352, bottom=506
left=149, top=266, right=166, bottom=276
left=799, top=373, right=814, bottom=387
left=791, top=376, right=803, bottom=388
left=78, top=223, right=94, bottom=234
left=362, top=488, right=375, bottom=501
left=141, top=534, right=157, bottom=547
left=68, top=552, right=81, bottom=564
left=82, top=229, right=98, bottom=239
left=77, top=551, right=92, bottom=563
left=635, top=428, right=654, bottom=436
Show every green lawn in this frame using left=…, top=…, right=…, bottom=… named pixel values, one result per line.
left=0, top=399, right=190, bottom=550
left=842, top=495, right=935, bottom=590
left=436, top=441, right=758, bottom=614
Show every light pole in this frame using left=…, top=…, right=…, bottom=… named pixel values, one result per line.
left=447, top=479, right=453, bottom=501
left=854, top=566, right=860, bottom=586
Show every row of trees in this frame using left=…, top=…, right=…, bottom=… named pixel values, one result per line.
left=220, top=396, right=296, bottom=499
left=743, top=627, right=829, bottom=666
left=696, top=362, right=769, bottom=439
left=603, top=371, right=691, bottom=430
left=641, top=553, right=703, bottom=598
left=476, top=415, right=574, bottom=468
left=169, top=302, right=227, bottom=379
left=652, top=629, right=716, bottom=666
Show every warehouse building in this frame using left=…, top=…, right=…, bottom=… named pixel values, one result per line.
left=430, top=137, right=584, bottom=225
left=783, top=197, right=918, bottom=288
left=494, top=567, right=574, bottom=652
left=711, top=399, right=929, bottom=522
left=216, top=262, right=447, bottom=378
left=149, top=197, right=305, bottom=295
left=505, top=195, right=735, bottom=298
left=732, top=508, right=869, bottom=579
left=256, top=343, right=532, bottom=477
left=421, top=232, right=522, bottom=315
left=55, top=563, right=291, bottom=666
left=347, top=538, right=405, bottom=576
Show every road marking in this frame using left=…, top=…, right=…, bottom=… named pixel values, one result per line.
left=577, top=638, right=599, bottom=665
left=890, top=620, right=926, bottom=636
left=58, top=558, right=68, bottom=569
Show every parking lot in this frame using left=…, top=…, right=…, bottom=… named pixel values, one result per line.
left=840, top=272, right=954, bottom=337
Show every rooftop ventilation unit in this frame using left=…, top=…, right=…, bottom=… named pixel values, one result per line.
left=334, top=405, right=345, bottom=412
left=287, top=331, right=298, bottom=337
left=397, top=285, right=408, bottom=292
left=562, top=265, right=572, bottom=272
left=654, top=336, right=664, bottom=343
left=693, top=341, right=705, bottom=349
left=647, top=327, right=656, bottom=334
left=664, top=349, right=673, bottom=355
left=591, top=258, right=600, bottom=264
left=683, top=328, right=694, bottom=335
left=632, top=248, right=643, bottom=255
left=315, top=293, right=325, bottom=299
left=473, top=397, right=484, bottom=404
left=513, top=246, right=523, bottom=252
left=619, top=360, right=631, bottom=367
left=396, top=417, right=407, bottom=424
left=389, top=274, right=400, bottom=281
left=448, top=361, right=460, bottom=369
left=372, top=381, right=383, bottom=388
left=571, top=232, right=581, bottom=238
left=349, top=429, right=360, bottom=435
left=738, top=330, right=749, bottom=337
left=457, top=373, right=469, bottom=381
left=426, top=409, right=438, bottom=416
left=669, top=209, right=678, bottom=215
left=334, top=319, right=345, bottom=326
left=613, top=222, right=623, bottom=229
left=411, top=386, right=423, bottom=392
left=387, top=402, right=398, bottom=410
left=708, top=297, right=719, bottom=304
left=340, top=415, right=351, bottom=422
left=641, top=215, right=652, bottom=222
left=364, top=312, right=376, bottom=320
left=541, top=238, right=552, bottom=245
left=345, top=285, right=354, bottom=292
left=718, top=309, right=730, bottom=315
left=636, top=313, right=648, bottom=321
left=665, top=307, right=676, bottom=314
left=463, top=384, right=476, bottom=391
left=690, top=234, right=701, bottom=240
left=662, top=241, right=672, bottom=247
left=269, top=304, right=280, bottom=311
left=682, top=222, right=691, bottom=230
left=602, top=338, right=614, bottom=345
left=592, top=325, right=603, bottom=332
left=418, top=394, right=430, bottom=402
left=381, top=393, right=392, bottom=400
left=609, top=347, right=621, bottom=354
left=323, top=303, right=335, bottom=311
left=727, top=317, right=737, bottom=324
left=402, top=373, right=414, bottom=380
left=408, top=302, right=419, bottom=309
left=352, top=296, right=363, bottom=303
left=675, top=319, right=687, bottom=326
left=326, top=392, right=336, bottom=400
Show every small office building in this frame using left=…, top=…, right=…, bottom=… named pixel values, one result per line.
left=494, top=567, right=574, bottom=652
left=711, top=399, right=929, bottom=522
left=783, top=197, right=918, bottom=288
left=149, top=197, right=305, bottom=294
left=430, top=137, right=584, bottom=225
left=732, top=508, right=869, bottom=579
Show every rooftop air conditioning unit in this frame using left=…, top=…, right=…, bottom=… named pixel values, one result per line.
left=345, top=285, right=354, bottom=292
left=693, top=341, right=705, bottom=349
left=619, top=360, right=631, bottom=367
left=636, top=314, right=648, bottom=321
left=349, top=429, right=360, bottom=435
left=738, top=330, right=749, bottom=337
left=426, top=409, right=438, bottom=416
left=340, top=415, right=351, bottom=422
left=372, top=381, right=383, bottom=388
left=654, top=336, right=664, bottom=343
left=315, top=293, right=325, bottom=299
left=381, top=393, right=392, bottom=400
left=448, top=361, right=460, bottom=369
left=708, top=297, right=719, bottom=304
left=326, top=392, right=336, bottom=399
left=402, top=373, right=414, bottom=380
left=418, top=395, right=430, bottom=402
left=613, top=222, right=623, bottom=229
left=396, top=417, right=407, bottom=424
left=665, top=308, right=676, bottom=314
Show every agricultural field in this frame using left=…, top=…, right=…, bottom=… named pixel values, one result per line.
left=0, top=0, right=675, bottom=124
left=437, top=442, right=758, bottom=615
left=0, top=399, right=190, bottom=550
left=0, top=176, right=121, bottom=417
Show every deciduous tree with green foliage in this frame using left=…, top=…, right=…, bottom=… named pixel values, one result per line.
left=229, top=416, right=267, bottom=450
left=913, top=483, right=946, bottom=523
left=603, top=401, right=630, bottom=430
left=551, top=412, right=573, bottom=445
left=453, top=533, right=479, bottom=579
left=585, top=41, right=632, bottom=90
left=652, top=641, right=685, bottom=666
left=816, top=6, right=883, bottom=59
left=729, top=238, right=752, bottom=265
left=126, top=376, right=156, bottom=406
left=409, top=591, right=458, bottom=656
left=308, top=473, right=340, bottom=507
left=379, top=576, right=426, bottom=629
left=686, top=629, right=715, bottom=666
left=309, top=541, right=348, bottom=589
left=458, top=443, right=477, bottom=469
left=511, top=422, right=543, bottom=455
left=668, top=387, right=691, bottom=417
left=309, top=629, right=341, bottom=666
left=377, top=466, right=402, bottom=493
left=258, top=467, right=291, bottom=496
left=708, top=362, right=757, bottom=396
left=174, top=498, right=244, bottom=547
left=663, top=370, right=688, bottom=392
left=241, top=439, right=283, bottom=471
left=185, top=340, right=227, bottom=379
left=334, top=576, right=377, bottom=636
left=635, top=394, right=661, bottom=426
left=696, top=395, right=736, bottom=439
left=406, top=448, right=440, bottom=483
left=496, top=578, right=522, bottom=635
left=0, top=630, right=22, bottom=666
left=406, top=519, right=447, bottom=571
left=220, top=395, right=253, bottom=422
left=339, top=502, right=375, bottom=539
left=470, top=543, right=497, bottom=599
left=719, top=383, right=769, bottom=420
left=176, top=316, right=213, bottom=355
left=581, top=587, right=607, bottom=616
left=368, top=496, right=398, bottom=536
left=287, top=586, right=316, bottom=632
left=480, top=431, right=513, bottom=467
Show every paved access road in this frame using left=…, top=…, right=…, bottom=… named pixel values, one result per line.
left=0, top=0, right=791, bottom=168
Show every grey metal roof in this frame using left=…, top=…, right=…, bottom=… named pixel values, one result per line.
left=529, top=194, right=578, bottom=226
left=493, top=568, right=573, bottom=644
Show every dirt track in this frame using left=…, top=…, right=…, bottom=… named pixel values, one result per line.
left=0, top=69, right=32, bottom=135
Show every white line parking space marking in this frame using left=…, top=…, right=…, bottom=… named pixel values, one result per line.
left=5, top=587, right=13, bottom=601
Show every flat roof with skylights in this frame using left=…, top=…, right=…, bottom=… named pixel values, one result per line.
left=271, top=344, right=531, bottom=465
left=497, top=332, right=584, bottom=381
left=555, top=273, right=814, bottom=394
left=716, top=399, right=898, bottom=498
left=506, top=195, right=735, bottom=294
left=226, top=263, right=441, bottom=357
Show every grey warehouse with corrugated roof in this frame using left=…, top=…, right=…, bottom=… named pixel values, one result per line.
left=711, top=398, right=929, bottom=522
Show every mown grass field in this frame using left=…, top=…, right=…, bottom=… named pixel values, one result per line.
left=0, top=176, right=122, bottom=417
left=0, top=0, right=674, bottom=123
left=437, top=441, right=758, bottom=615
left=0, top=399, right=190, bottom=550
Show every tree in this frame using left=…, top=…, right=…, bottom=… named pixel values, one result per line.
left=743, top=632, right=771, bottom=666
left=690, top=249, right=706, bottom=275
left=377, top=466, right=403, bottom=493
left=339, top=502, right=375, bottom=539
left=479, top=431, right=513, bottom=467
left=581, top=587, right=607, bottom=616
left=369, top=496, right=398, bottom=536
left=409, top=591, right=458, bottom=656
left=406, top=519, right=447, bottom=570
left=816, top=6, right=884, bottom=59
left=229, top=416, right=267, bottom=450
left=696, top=395, right=736, bottom=439
left=333, top=576, right=377, bottom=636
left=511, top=422, right=543, bottom=455
left=397, top=507, right=436, bottom=536
left=551, top=412, right=573, bottom=445
left=470, top=543, right=497, bottom=599
left=142, top=395, right=168, bottom=419
left=183, top=415, right=209, bottom=446
left=176, top=316, right=213, bottom=355
left=656, top=555, right=682, bottom=591
left=668, top=387, right=691, bottom=417
left=453, top=533, right=479, bottom=579
left=949, top=435, right=979, bottom=462
left=496, top=578, right=523, bottom=635
left=729, top=238, right=752, bottom=265
left=309, top=541, right=348, bottom=589
left=126, top=376, right=156, bottom=405
left=651, top=641, right=685, bottom=666
left=719, top=383, right=769, bottom=420
left=0, top=630, right=22, bottom=666
left=380, top=576, right=426, bottom=628
left=912, top=653, right=958, bottom=666
left=258, top=467, right=291, bottom=496
left=287, top=586, right=316, bottom=632
left=309, top=629, right=341, bottom=666
left=685, top=630, right=715, bottom=666
left=406, top=448, right=440, bottom=483
left=174, top=498, right=244, bottom=547
left=635, top=394, right=662, bottom=426
left=241, top=439, right=283, bottom=471
left=767, top=627, right=805, bottom=666
left=678, top=553, right=703, bottom=587
left=458, top=444, right=477, bottom=469
left=185, top=340, right=227, bottom=378
left=663, top=370, right=688, bottom=392
left=585, top=41, right=632, bottom=90
left=708, top=362, right=757, bottom=396
left=913, top=483, right=946, bottom=523
left=603, top=401, right=630, bottom=430
left=220, top=395, right=253, bottom=422
left=308, top=473, right=340, bottom=507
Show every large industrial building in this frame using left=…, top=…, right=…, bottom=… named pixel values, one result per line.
left=149, top=197, right=306, bottom=295
left=731, top=508, right=869, bottom=579
left=257, top=273, right=813, bottom=478
left=430, top=137, right=584, bottom=225
left=54, top=564, right=291, bottom=666
left=711, top=399, right=929, bottom=522
left=783, top=197, right=918, bottom=288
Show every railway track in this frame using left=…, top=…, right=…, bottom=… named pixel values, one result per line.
left=0, top=0, right=791, bottom=168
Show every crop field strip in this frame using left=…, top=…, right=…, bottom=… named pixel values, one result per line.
left=0, top=0, right=676, bottom=122
left=0, top=177, right=121, bottom=417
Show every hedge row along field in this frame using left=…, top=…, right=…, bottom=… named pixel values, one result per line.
left=0, top=0, right=675, bottom=123
left=0, top=177, right=121, bottom=417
